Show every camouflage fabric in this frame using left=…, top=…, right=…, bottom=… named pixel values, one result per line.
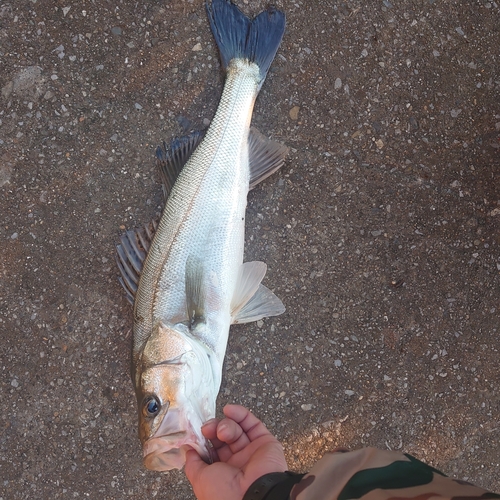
left=290, top=448, right=499, bottom=500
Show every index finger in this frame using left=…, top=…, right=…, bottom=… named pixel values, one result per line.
left=201, top=418, right=226, bottom=452
left=222, top=405, right=271, bottom=442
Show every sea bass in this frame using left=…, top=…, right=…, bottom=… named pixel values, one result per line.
left=115, top=0, right=287, bottom=471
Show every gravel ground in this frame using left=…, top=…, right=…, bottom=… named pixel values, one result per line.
left=1, top=0, right=499, bottom=498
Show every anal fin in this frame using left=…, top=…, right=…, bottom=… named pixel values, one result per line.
left=248, top=127, right=288, bottom=189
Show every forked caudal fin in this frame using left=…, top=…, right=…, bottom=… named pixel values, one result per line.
left=206, top=0, right=286, bottom=90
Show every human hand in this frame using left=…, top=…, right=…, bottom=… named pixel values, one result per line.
left=185, top=404, right=287, bottom=500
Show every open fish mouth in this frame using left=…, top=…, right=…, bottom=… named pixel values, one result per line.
left=142, top=405, right=212, bottom=471
left=143, top=432, right=211, bottom=471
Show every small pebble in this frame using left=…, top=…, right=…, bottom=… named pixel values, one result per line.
left=11, top=379, right=19, bottom=388
left=289, top=106, right=300, bottom=120
left=301, top=404, right=313, bottom=411
left=111, top=26, right=122, bottom=35
left=10, top=232, right=18, bottom=239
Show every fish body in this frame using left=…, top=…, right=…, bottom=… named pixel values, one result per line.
left=134, top=57, right=261, bottom=378
left=117, top=0, right=287, bottom=471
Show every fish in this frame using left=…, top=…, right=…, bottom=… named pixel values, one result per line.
left=116, top=0, right=287, bottom=471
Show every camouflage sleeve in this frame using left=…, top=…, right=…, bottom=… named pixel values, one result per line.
left=242, top=447, right=499, bottom=500
left=289, top=448, right=500, bottom=500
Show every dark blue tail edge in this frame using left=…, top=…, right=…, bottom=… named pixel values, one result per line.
left=206, top=0, right=285, bottom=87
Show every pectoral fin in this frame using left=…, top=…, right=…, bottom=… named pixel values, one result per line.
left=185, top=255, right=206, bottom=327
left=231, top=261, right=285, bottom=324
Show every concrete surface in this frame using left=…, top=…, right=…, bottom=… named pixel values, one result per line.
left=1, top=0, right=499, bottom=498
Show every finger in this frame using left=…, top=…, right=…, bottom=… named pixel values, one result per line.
left=223, top=405, right=271, bottom=442
left=201, top=419, right=226, bottom=451
left=216, top=418, right=251, bottom=455
left=206, top=441, right=220, bottom=464
left=200, top=418, right=219, bottom=441
left=184, top=449, right=209, bottom=485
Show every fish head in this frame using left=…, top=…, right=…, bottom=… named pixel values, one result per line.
left=136, top=322, right=216, bottom=471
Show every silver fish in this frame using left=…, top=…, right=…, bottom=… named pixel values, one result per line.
left=116, top=0, right=287, bottom=471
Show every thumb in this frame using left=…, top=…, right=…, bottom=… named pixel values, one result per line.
left=184, top=449, right=208, bottom=485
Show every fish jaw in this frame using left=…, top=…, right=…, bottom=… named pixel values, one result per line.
left=137, top=323, right=218, bottom=471
left=142, top=406, right=212, bottom=471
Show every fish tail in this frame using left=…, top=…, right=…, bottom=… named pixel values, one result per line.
left=206, top=0, right=285, bottom=90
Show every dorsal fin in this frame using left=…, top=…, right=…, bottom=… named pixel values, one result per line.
left=156, top=131, right=205, bottom=200
left=248, top=127, right=288, bottom=189
left=116, top=131, right=204, bottom=305
left=115, top=221, right=157, bottom=305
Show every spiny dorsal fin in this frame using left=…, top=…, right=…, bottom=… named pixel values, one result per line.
left=185, top=255, right=206, bottom=327
left=115, top=221, right=157, bottom=305
left=230, top=261, right=285, bottom=323
left=155, top=131, right=205, bottom=200
left=248, top=127, right=288, bottom=189
left=117, top=132, right=203, bottom=305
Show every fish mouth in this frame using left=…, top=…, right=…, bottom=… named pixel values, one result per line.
left=142, top=406, right=212, bottom=471
left=143, top=432, right=211, bottom=471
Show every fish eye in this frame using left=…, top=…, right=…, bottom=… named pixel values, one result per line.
left=143, top=396, right=161, bottom=417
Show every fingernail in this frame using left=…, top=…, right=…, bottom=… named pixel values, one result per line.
left=202, top=418, right=217, bottom=428
left=217, top=422, right=228, bottom=438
